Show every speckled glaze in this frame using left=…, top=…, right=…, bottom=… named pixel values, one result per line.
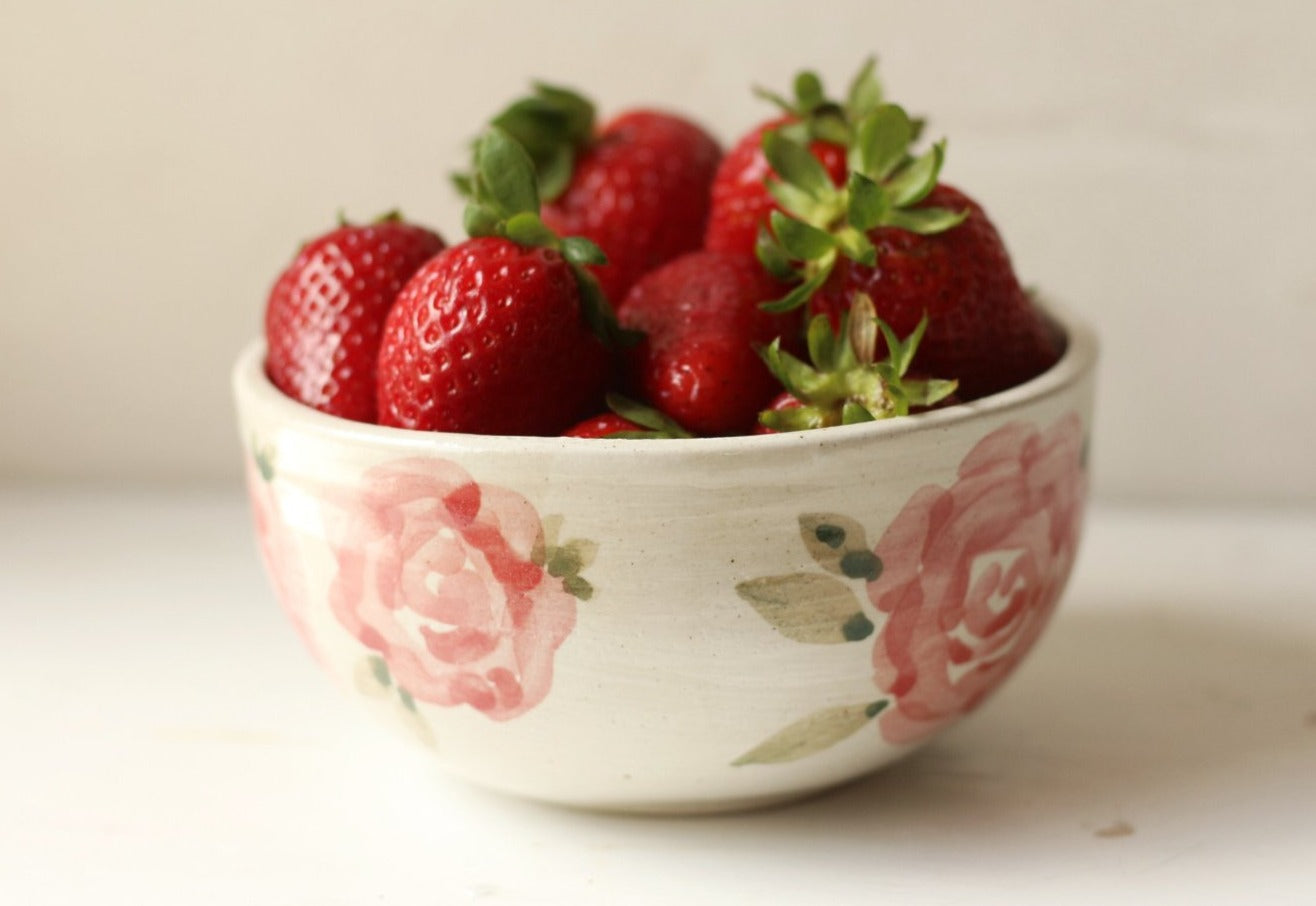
left=232, top=309, right=1097, bottom=814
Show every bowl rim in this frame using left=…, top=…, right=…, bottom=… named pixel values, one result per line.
left=233, top=303, right=1098, bottom=458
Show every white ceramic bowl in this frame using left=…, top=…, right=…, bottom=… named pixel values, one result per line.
left=232, top=308, right=1097, bottom=814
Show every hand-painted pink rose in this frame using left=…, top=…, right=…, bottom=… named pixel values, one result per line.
left=245, top=455, right=323, bottom=663
left=327, top=458, right=577, bottom=721
left=870, top=414, right=1087, bottom=745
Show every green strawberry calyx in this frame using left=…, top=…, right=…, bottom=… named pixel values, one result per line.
left=463, top=127, right=634, bottom=348
left=754, top=63, right=969, bottom=313
left=753, top=57, right=907, bottom=148
left=597, top=393, right=695, bottom=439
left=757, top=293, right=958, bottom=432
left=453, top=82, right=595, bottom=203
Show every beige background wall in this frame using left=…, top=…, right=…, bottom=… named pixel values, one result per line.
left=2, top=0, right=1314, bottom=504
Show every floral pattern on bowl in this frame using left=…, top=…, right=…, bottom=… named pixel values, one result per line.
left=734, top=414, right=1086, bottom=764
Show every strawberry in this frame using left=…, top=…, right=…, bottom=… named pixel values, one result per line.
left=750, top=88, right=1059, bottom=399
left=459, top=84, right=722, bottom=304
left=811, top=184, right=1060, bottom=398
left=563, top=394, right=693, bottom=439
left=617, top=250, right=801, bottom=436
left=703, top=61, right=885, bottom=258
left=264, top=214, right=444, bottom=422
left=376, top=129, right=625, bottom=435
left=756, top=293, right=957, bottom=433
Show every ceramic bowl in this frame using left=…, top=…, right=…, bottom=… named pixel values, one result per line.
left=232, top=307, right=1097, bottom=814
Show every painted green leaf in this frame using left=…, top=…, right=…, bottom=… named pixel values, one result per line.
left=797, top=513, right=880, bottom=580
left=353, top=655, right=392, bottom=699
left=733, top=700, right=887, bottom=766
left=736, top=573, right=873, bottom=643
left=397, top=686, right=417, bottom=713
left=251, top=440, right=276, bottom=482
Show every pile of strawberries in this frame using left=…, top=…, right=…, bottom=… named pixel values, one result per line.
left=263, top=61, right=1061, bottom=439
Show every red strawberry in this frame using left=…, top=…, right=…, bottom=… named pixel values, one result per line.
left=704, top=61, right=885, bottom=258
left=563, top=412, right=640, bottom=439
left=748, top=83, right=1058, bottom=399
left=811, top=184, right=1060, bottom=399
left=377, top=130, right=623, bottom=435
left=264, top=214, right=443, bottom=422
left=755, top=294, right=957, bottom=433
left=460, top=85, right=722, bottom=304
left=617, top=251, right=801, bottom=436
left=563, top=394, right=693, bottom=439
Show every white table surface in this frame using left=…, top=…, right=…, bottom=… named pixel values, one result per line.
left=3, top=488, right=1314, bottom=905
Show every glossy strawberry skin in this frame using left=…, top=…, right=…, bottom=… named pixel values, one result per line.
left=617, top=251, right=802, bottom=436
left=541, top=110, right=722, bottom=305
left=812, top=184, right=1061, bottom=400
left=703, top=117, right=848, bottom=259
left=376, top=237, right=610, bottom=435
left=562, top=413, right=641, bottom=438
left=264, top=220, right=444, bottom=422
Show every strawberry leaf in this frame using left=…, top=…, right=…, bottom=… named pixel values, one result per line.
left=762, top=130, right=834, bottom=200
left=560, top=236, right=607, bottom=267
left=476, top=127, right=540, bottom=217
left=504, top=211, right=557, bottom=248
left=905, top=378, right=959, bottom=408
left=806, top=314, right=837, bottom=372
left=885, top=141, right=946, bottom=208
left=810, top=111, right=851, bottom=146
left=846, top=172, right=888, bottom=231
left=536, top=144, right=576, bottom=203
left=793, top=70, right=825, bottom=112
left=850, top=105, right=913, bottom=182
left=759, top=402, right=829, bottom=433
left=755, top=226, right=795, bottom=280
left=845, top=56, right=884, bottom=121
left=486, top=81, right=594, bottom=202
left=842, top=401, right=875, bottom=424
left=760, top=263, right=832, bottom=313
left=572, top=265, right=639, bottom=349
left=766, top=177, right=828, bottom=223
left=833, top=227, right=876, bottom=267
left=752, top=85, right=796, bottom=114
left=463, top=203, right=501, bottom=239
left=604, top=393, right=694, bottom=438
left=884, top=205, right=970, bottom=235
left=770, top=210, right=835, bottom=262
